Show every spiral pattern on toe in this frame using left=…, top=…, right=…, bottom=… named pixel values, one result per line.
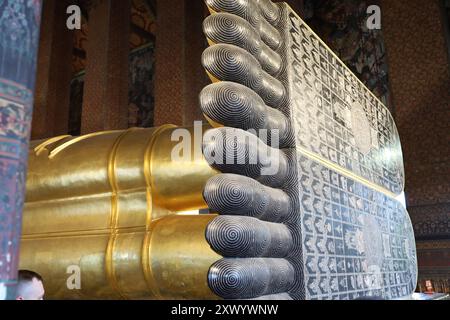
left=259, top=43, right=283, bottom=76
left=204, top=13, right=261, bottom=57
left=203, top=13, right=282, bottom=76
left=205, top=0, right=282, bottom=51
left=206, top=216, right=269, bottom=257
left=199, top=82, right=291, bottom=147
left=260, top=72, right=285, bottom=107
left=202, top=44, right=262, bottom=90
left=200, top=82, right=264, bottom=129
left=203, top=174, right=291, bottom=222
left=260, top=18, right=282, bottom=50
left=259, top=0, right=281, bottom=25
left=202, top=128, right=289, bottom=188
left=202, top=44, right=286, bottom=108
left=205, top=0, right=261, bottom=28
left=206, top=216, right=293, bottom=257
left=208, top=258, right=295, bottom=299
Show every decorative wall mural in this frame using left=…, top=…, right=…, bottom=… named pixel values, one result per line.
left=69, top=0, right=156, bottom=132
left=128, top=43, right=155, bottom=128
left=72, top=0, right=155, bottom=74
left=130, top=0, right=156, bottom=48
left=68, top=72, right=85, bottom=136
left=68, top=43, right=155, bottom=133
left=72, top=14, right=88, bottom=75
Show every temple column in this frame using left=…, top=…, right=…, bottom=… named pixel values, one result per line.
left=32, top=0, right=73, bottom=139
left=81, top=0, right=131, bottom=134
left=0, top=0, right=43, bottom=300
left=154, top=0, right=208, bottom=126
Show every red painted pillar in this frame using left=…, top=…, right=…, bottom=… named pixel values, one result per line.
left=81, top=0, right=131, bottom=134
left=154, top=0, right=208, bottom=126
left=32, top=0, right=73, bottom=140
left=0, top=0, right=43, bottom=300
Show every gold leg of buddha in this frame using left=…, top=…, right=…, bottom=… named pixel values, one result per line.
left=20, top=125, right=221, bottom=299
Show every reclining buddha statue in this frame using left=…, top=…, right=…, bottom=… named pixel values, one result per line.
left=19, top=0, right=417, bottom=300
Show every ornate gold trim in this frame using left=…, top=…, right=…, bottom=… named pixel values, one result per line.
left=49, top=131, right=119, bottom=159
left=33, top=135, right=72, bottom=156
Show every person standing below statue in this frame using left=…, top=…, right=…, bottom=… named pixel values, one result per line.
left=15, top=270, right=45, bottom=300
